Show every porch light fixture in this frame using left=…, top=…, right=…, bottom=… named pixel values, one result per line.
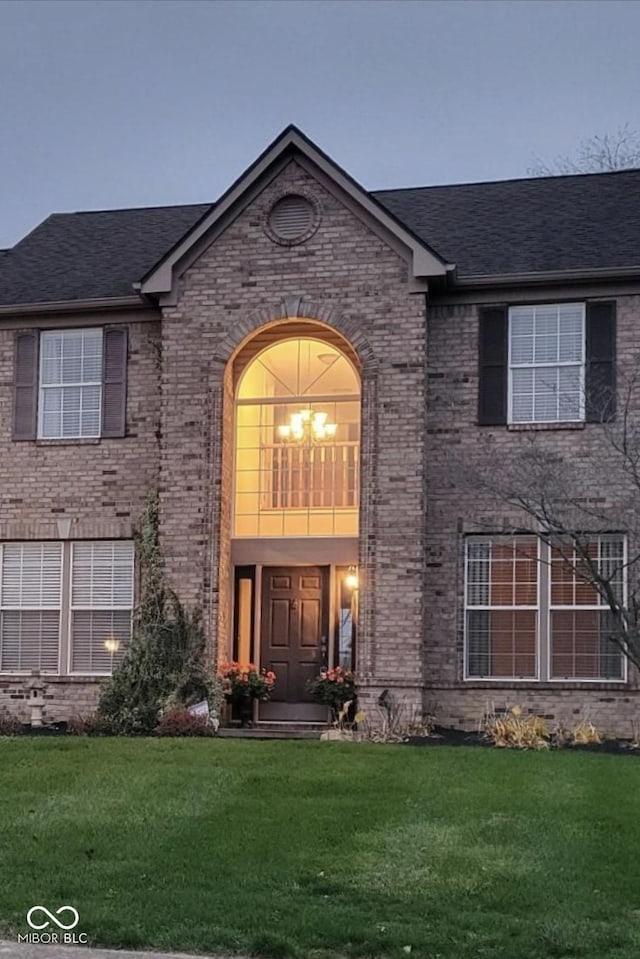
left=278, top=407, right=337, bottom=443
left=345, top=566, right=359, bottom=590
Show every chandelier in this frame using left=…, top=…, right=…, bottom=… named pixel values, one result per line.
left=278, top=407, right=337, bottom=443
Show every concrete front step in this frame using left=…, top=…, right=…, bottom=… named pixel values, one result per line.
left=218, top=722, right=327, bottom=740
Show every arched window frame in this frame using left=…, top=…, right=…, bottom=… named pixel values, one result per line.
left=233, top=337, right=361, bottom=538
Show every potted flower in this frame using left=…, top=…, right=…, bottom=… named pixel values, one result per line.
left=218, top=662, right=276, bottom=726
left=307, top=667, right=357, bottom=725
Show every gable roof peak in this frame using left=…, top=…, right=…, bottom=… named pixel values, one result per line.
left=140, top=124, right=448, bottom=295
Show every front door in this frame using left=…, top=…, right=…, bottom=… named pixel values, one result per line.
left=260, top=566, right=329, bottom=722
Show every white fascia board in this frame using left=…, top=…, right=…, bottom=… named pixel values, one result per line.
left=141, top=129, right=447, bottom=295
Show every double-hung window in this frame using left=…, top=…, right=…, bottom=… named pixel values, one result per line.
left=0, top=541, right=134, bottom=675
left=13, top=326, right=127, bottom=442
left=70, top=542, right=134, bottom=673
left=39, top=329, right=103, bottom=439
left=478, top=300, right=615, bottom=427
left=0, top=543, right=62, bottom=673
left=509, top=303, right=585, bottom=424
left=465, top=535, right=626, bottom=682
left=465, top=537, right=539, bottom=679
left=550, top=537, right=625, bottom=680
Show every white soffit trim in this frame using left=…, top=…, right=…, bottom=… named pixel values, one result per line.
left=140, top=127, right=447, bottom=295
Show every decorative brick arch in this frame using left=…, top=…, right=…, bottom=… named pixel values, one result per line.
left=204, top=296, right=378, bottom=684
left=212, top=296, right=378, bottom=376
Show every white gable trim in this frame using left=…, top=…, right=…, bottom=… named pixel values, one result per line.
left=139, top=127, right=448, bottom=296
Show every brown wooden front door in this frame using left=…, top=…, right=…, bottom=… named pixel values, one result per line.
left=260, top=566, right=329, bottom=722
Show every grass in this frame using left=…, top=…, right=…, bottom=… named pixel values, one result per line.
left=2, top=740, right=640, bottom=959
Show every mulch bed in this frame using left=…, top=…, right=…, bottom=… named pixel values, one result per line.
left=7, top=722, right=640, bottom=754
left=406, top=725, right=640, bottom=755
left=19, top=721, right=69, bottom=736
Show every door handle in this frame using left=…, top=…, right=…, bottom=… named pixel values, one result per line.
left=320, top=634, right=328, bottom=666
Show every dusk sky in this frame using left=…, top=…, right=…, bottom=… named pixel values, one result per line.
left=0, top=0, right=638, bottom=247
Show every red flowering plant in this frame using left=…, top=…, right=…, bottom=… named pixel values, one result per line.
left=218, top=662, right=276, bottom=705
left=307, top=666, right=356, bottom=720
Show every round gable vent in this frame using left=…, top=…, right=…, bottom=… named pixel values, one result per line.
left=266, top=193, right=319, bottom=244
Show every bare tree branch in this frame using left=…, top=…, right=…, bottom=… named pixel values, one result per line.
left=464, top=367, right=640, bottom=673
left=528, top=124, right=640, bottom=176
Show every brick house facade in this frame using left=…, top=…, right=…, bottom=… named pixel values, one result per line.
left=1, top=126, right=639, bottom=734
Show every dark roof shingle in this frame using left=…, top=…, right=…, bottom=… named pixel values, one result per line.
left=2, top=168, right=640, bottom=306
left=0, top=204, right=211, bottom=306
left=374, top=168, right=640, bottom=277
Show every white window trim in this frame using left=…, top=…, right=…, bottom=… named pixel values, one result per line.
left=233, top=398, right=361, bottom=538
left=67, top=542, right=134, bottom=677
left=0, top=542, right=64, bottom=675
left=463, top=537, right=541, bottom=681
left=37, top=329, right=103, bottom=441
left=507, top=303, right=586, bottom=426
left=0, top=540, right=134, bottom=678
left=464, top=535, right=628, bottom=684
left=545, top=535, right=628, bottom=684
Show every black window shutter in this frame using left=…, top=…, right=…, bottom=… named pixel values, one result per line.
left=12, top=331, right=39, bottom=441
left=586, top=301, right=616, bottom=423
left=478, top=306, right=508, bottom=425
left=102, top=326, right=128, bottom=438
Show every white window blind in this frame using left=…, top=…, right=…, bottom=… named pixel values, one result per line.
left=465, top=535, right=626, bottom=682
left=465, top=537, right=539, bottom=679
left=70, top=542, right=134, bottom=674
left=550, top=536, right=625, bottom=680
left=509, top=303, right=585, bottom=424
left=39, top=329, right=103, bottom=439
left=0, top=543, right=62, bottom=673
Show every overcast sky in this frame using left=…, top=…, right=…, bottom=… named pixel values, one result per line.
left=0, top=0, right=638, bottom=247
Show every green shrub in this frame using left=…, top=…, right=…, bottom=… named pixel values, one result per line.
left=97, top=492, right=220, bottom=735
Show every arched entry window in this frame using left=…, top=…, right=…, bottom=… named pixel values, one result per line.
left=234, top=337, right=360, bottom=537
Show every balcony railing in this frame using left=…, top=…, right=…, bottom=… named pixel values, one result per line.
left=260, top=442, right=359, bottom=510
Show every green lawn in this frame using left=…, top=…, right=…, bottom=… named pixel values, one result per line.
left=2, top=740, right=640, bottom=959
